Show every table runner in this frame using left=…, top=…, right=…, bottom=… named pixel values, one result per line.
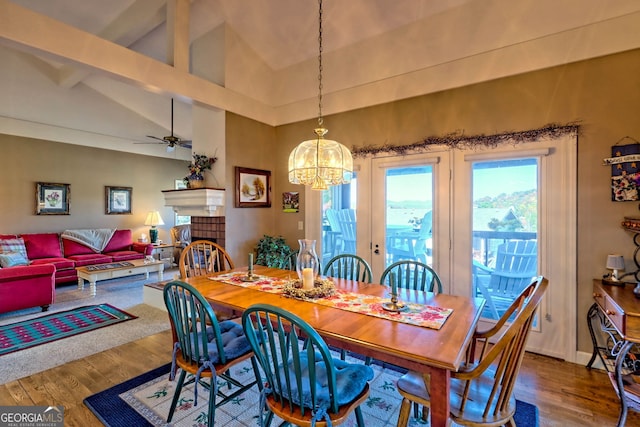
left=212, top=272, right=453, bottom=330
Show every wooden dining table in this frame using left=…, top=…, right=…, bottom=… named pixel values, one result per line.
left=181, top=265, right=485, bottom=427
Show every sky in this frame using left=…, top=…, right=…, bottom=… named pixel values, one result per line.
left=385, top=163, right=537, bottom=202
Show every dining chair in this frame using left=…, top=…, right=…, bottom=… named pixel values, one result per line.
left=323, top=254, right=373, bottom=283
left=379, top=260, right=443, bottom=293
left=163, top=281, right=260, bottom=426
left=285, top=249, right=299, bottom=271
left=396, top=276, right=548, bottom=427
left=473, top=239, right=537, bottom=319
left=179, top=239, right=235, bottom=279
left=179, top=239, right=237, bottom=320
left=241, top=303, right=374, bottom=427
left=322, top=254, right=373, bottom=363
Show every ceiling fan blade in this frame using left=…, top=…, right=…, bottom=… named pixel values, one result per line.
left=146, top=135, right=165, bottom=142
left=134, top=141, right=165, bottom=145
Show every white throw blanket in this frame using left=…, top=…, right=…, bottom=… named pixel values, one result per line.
left=62, top=229, right=116, bottom=253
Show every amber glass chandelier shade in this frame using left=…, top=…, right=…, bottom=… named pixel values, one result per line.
left=288, top=128, right=353, bottom=190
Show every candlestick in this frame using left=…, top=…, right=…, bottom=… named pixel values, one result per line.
left=302, top=267, right=314, bottom=290
left=390, top=272, right=397, bottom=296
left=248, top=253, right=253, bottom=273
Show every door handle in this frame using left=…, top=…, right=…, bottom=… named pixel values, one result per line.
left=373, top=244, right=380, bottom=255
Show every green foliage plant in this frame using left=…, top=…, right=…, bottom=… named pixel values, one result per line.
left=255, top=235, right=292, bottom=268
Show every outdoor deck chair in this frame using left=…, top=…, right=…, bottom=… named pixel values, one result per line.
left=473, top=239, right=537, bottom=319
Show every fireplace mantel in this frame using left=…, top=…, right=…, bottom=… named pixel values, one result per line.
left=162, top=188, right=225, bottom=217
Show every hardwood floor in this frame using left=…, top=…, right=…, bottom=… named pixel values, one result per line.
left=0, top=330, right=637, bottom=427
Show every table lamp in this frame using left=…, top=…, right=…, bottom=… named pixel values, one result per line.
left=144, top=211, right=164, bottom=244
left=604, top=254, right=625, bottom=285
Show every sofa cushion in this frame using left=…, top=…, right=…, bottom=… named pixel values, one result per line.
left=0, top=238, right=28, bottom=259
left=68, top=254, right=112, bottom=267
left=102, top=229, right=133, bottom=253
left=62, top=238, right=97, bottom=256
left=30, top=257, right=75, bottom=271
left=106, top=250, right=145, bottom=262
left=21, top=233, right=63, bottom=259
left=0, top=252, right=29, bottom=267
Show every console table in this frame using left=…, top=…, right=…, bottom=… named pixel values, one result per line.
left=588, top=279, right=640, bottom=426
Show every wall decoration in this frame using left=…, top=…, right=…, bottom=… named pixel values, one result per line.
left=105, top=186, right=132, bottom=214
left=351, top=122, right=581, bottom=158
left=603, top=137, right=640, bottom=202
left=283, top=192, right=299, bottom=212
left=235, top=167, right=271, bottom=208
left=36, top=182, right=70, bottom=215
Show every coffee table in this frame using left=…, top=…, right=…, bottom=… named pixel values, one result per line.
left=76, top=259, right=164, bottom=297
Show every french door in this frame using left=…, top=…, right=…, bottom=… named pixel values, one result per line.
left=308, top=135, right=576, bottom=361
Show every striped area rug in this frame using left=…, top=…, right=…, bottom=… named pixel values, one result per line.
left=0, top=304, right=137, bottom=356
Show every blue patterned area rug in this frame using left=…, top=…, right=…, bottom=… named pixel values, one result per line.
left=84, top=360, right=539, bottom=427
left=0, top=304, right=137, bottom=356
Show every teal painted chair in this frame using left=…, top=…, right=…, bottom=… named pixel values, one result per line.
left=380, top=260, right=443, bottom=293
left=323, top=254, right=372, bottom=283
left=323, top=254, right=373, bottom=362
left=163, top=281, right=260, bottom=426
left=242, top=303, right=374, bottom=427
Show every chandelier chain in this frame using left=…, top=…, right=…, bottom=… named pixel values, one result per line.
left=317, top=0, right=323, bottom=127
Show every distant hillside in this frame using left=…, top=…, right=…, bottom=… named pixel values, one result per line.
left=388, top=200, right=432, bottom=210
left=474, top=189, right=537, bottom=230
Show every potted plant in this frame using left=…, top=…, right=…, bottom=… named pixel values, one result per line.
left=255, top=235, right=292, bottom=268
left=184, top=153, right=217, bottom=188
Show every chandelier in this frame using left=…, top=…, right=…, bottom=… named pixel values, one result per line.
left=287, top=0, right=353, bottom=191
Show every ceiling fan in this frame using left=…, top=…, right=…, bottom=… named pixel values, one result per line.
left=137, top=98, right=192, bottom=152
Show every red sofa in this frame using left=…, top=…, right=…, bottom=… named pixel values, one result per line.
left=0, top=264, right=56, bottom=313
left=0, top=230, right=153, bottom=314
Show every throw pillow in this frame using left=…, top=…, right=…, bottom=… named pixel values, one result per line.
left=0, top=252, right=29, bottom=267
left=0, top=238, right=28, bottom=259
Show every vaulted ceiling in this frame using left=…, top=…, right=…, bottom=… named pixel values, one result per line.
left=1, top=0, right=639, bottom=159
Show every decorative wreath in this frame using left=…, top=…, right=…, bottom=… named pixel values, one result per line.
left=283, top=277, right=336, bottom=299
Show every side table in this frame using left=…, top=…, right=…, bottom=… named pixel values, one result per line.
left=151, top=243, right=175, bottom=267
left=588, top=279, right=640, bottom=426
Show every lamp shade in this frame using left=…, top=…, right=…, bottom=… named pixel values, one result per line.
left=144, top=211, right=164, bottom=227
left=288, top=128, right=353, bottom=190
left=606, top=254, right=625, bottom=271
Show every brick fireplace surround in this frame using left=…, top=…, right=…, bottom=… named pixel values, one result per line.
left=190, top=216, right=225, bottom=248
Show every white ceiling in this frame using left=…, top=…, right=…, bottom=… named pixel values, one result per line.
left=2, top=0, right=640, bottom=159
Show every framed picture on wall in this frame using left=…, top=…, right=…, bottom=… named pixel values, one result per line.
left=36, top=182, right=70, bottom=215
left=235, top=167, right=271, bottom=208
left=105, top=186, right=132, bottom=214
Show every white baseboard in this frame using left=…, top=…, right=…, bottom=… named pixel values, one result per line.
left=575, top=350, right=605, bottom=371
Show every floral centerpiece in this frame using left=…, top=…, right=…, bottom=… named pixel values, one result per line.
left=184, top=153, right=217, bottom=188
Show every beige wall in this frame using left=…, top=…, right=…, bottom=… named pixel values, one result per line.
left=275, top=48, right=640, bottom=354
left=224, top=112, right=278, bottom=261
left=0, top=136, right=185, bottom=243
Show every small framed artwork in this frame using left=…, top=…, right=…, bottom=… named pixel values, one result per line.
left=235, top=167, right=271, bottom=208
left=36, top=182, right=70, bottom=215
left=105, top=186, right=132, bottom=214
left=283, top=192, right=299, bottom=212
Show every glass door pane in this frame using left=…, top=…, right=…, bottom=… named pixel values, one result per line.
left=385, top=166, right=433, bottom=268
left=471, top=159, right=538, bottom=320
left=320, top=177, right=357, bottom=267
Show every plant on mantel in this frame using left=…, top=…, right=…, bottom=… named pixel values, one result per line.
left=184, top=153, right=217, bottom=187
